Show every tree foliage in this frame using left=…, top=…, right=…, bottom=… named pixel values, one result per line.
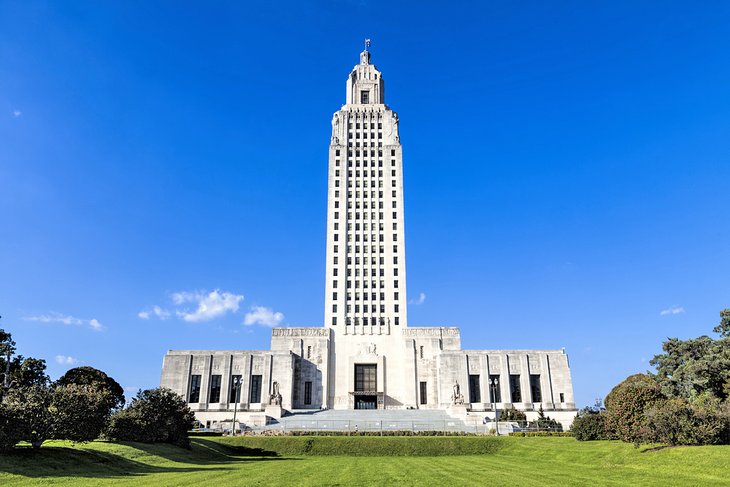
left=531, top=405, right=563, bottom=431
left=106, top=388, right=195, bottom=448
left=650, top=335, right=730, bottom=402
left=4, top=385, right=54, bottom=449
left=57, top=366, right=125, bottom=410
left=497, top=406, right=527, bottom=422
left=713, top=308, right=730, bottom=338
left=52, top=384, right=114, bottom=442
left=604, top=374, right=664, bottom=444
left=645, top=394, right=730, bottom=446
left=0, top=404, right=23, bottom=452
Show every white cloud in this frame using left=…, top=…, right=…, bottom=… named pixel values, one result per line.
left=244, top=306, right=284, bottom=327
left=137, top=305, right=171, bottom=320
left=660, top=305, right=685, bottom=316
left=172, top=289, right=244, bottom=322
left=409, top=292, right=426, bottom=305
left=12, top=110, right=21, bottom=118
left=55, top=355, right=78, bottom=365
left=24, top=312, right=104, bottom=331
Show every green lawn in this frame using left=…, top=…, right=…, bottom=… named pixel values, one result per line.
left=0, top=436, right=728, bottom=486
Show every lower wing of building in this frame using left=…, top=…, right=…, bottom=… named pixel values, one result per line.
left=160, top=326, right=577, bottom=428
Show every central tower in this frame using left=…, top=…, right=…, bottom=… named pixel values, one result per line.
left=324, top=43, right=407, bottom=333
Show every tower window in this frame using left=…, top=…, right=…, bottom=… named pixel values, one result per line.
left=361, top=91, right=370, bottom=104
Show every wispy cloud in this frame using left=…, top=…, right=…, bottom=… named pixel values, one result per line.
left=660, top=305, right=685, bottom=316
left=172, top=290, right=244, bottom=322
left=24, top=312, right=104, bottom=331
left=55, top=355, right=79, bottom=365
left=409, top=292, right=426, bottom=305
left=140, top=289, right=244, bottom=323
left=138, top=305, right=171, bottom=320
left=12, top=110, right=21, bottom=118
left=244, top=306, right=284, bottom=327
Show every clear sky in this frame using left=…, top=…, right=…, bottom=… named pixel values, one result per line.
left=1, top=1, right=729, bottom=407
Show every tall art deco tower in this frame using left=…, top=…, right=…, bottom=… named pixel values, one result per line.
left=160, top=42, right=577, bottom=418
left=324, top=41, right=407, bottom=333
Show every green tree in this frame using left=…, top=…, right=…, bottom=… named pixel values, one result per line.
left=498, top=406, right=527, bottom=422
left=52, top=384, right=114, bottom=443
left=106, top=388, right=195, bottom=448
left=713, top=309, right=730, bottom=338
left=531, top=405, right=563, bottom=431
left=57, top=366, right=125, bottom=410
left=0, top=404, right=23, bottom=451
left=12, top=357, right=50, bottom=388
left=604, top=374, right=664, bottom=444
left=4, top=385, right=54, bottom=449
left=645, top=394, right=730, bottom=446
left=650, top=335, right=730, bottom=401
left=571, top=407, right=608, bottom=441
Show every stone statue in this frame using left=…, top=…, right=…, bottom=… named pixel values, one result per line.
left=451, top=380, right=464, bottom=405
left=269, top=381, right=282, bottom=406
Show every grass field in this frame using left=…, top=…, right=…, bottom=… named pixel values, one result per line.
left=0, top=436, right=728, bottom=486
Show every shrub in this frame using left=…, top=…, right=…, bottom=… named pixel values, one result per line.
left=508, top=431, right=572, bottom=437
left=105, top=388, right=195, bottom=448
left=604, top=374, right=663, bottom=444
left=52, top=384, right=113, bottom=442
left=646, top=395, right=730, bottom=446
left=217, top=435, right=504, bottom=456
left=571, top=407, right=608, bottom=441
left=4, top=385, right=54, bottom=449
left=498, top=406, right=527, bottom=422
left=0, top=404, right=23, bottom=452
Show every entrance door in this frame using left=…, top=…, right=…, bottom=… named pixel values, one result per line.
left=355, top=395, right=377, bottom=409
left=354, top=364, right=377, bottom=409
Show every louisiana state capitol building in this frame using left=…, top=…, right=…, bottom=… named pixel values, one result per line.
left=160, top=44, right=577, bottom=428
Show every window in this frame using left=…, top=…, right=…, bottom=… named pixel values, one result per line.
left=391, top=149, right=395, bottom=156
left=394, top=317, right=400, bottom=325
left=249, top=375, right=262, bottom=403
left=510, top=375, right=522, bottom=403
left=361, top=91, right=369, bottom=104
left=229, top=375, right=242, bottom=403
left=530, top=375, right=542, bottom=402
left=307, top=345, right=312, bottom=359
left=419, top=381, right=427, bottom=404
left=469, top=375, right=481, bottom=403
left=559, top=393, right=565, bottom=403
left=489, top=375, right=501, bottom=403
left=355, top=364, right=377, bottom=392
left=209, top=374, right=222, bottom=403
left=336, top=149, right=340, bottom=156
left=394, top=304, right=399, bottom=312
left=304, top=381, right=312, bottom=405
left=419, top=345, right=424, bottom=359
left=332, top=304, right=337, bottom=312
left=332, top=316, right=337, bottom=326
left=189, top=375, right=201, bottom=403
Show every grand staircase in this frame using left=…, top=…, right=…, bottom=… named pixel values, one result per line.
left=263, top=408, right=480, bottom=433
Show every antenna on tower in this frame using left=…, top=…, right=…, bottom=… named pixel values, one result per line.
left=365, top=38, right=371, bottom=51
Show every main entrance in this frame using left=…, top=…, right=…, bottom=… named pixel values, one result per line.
left=354, top=364, right=377, bottom=410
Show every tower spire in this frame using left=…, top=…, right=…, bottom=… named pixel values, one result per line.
left=365, top=38, right=371, bottom=51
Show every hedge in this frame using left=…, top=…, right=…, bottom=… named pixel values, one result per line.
left=508, top=432, right=573, bottom=437
left=213, top=435, right=504, bottom=456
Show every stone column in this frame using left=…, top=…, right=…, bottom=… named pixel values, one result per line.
left=500, top=354, right=511, bottom=406
left=520, top=354, right=532, bottom=407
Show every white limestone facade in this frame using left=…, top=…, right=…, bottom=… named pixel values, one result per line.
left=160, top=45, right=578, bottom=428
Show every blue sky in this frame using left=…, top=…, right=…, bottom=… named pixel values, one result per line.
left=1, top=1, right=729, bottom=407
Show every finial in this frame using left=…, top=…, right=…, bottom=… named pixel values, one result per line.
left=365, top=38, right=371, bottom=51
